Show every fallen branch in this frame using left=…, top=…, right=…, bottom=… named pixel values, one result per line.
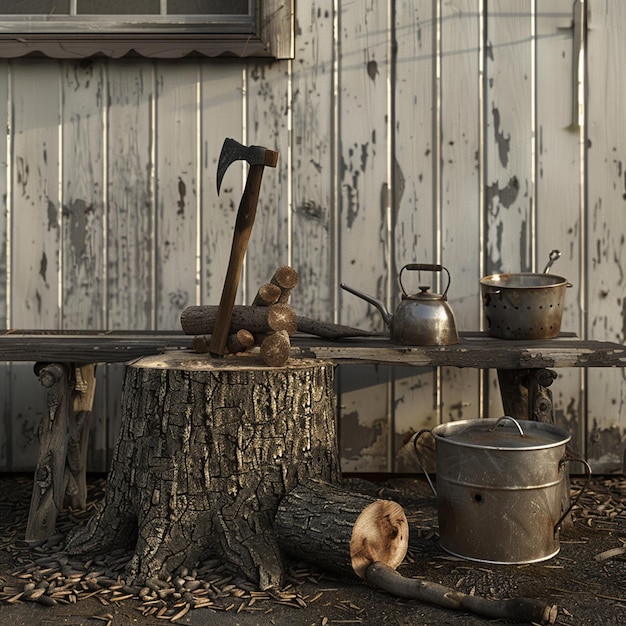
left=295, top=316, right=378, bottom=339
left=365, top=562, right=558, bottom=625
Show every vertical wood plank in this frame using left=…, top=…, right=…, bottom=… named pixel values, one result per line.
left=198, top=65, right=244, bottom=306
left=60, top=60, right=109, bottom=470
left=105, top=62, right=155, bottom=465
left=0, top=61, right=8, bottom=469
left=438, top=0, right=482, bottom=430
left=535, top=2, right=585, bottom=454
left=484, top=1, right=534, bottom=275
left=586, top=0, right=626, bottom=472
left=290, top=0, right=335, bottom=320
left=392, top=0, right=438, bottom=470
left=11, top=61, right=62, bottom=328
left=106, top=61, right=155, bottom=331
left=61, top=61, right=106, bottom=329
left=337, top=0, right=391, bottom=471
left=484, top=1, right=534, bottom=417
left=10, top=61, right=62, bottom=469
left=244, top=61, right=289, bottom=302
left=154, top=61, right=200, bottom=330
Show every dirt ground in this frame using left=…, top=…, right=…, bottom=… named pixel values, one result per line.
left=1, top=473, right=625, bottom=626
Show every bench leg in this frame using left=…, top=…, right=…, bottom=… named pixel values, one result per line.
left=497, top=368, right=556, bottom=422
left=26, top=363, right=96, bottom=542
left=26, top=363, right=72, bottom=542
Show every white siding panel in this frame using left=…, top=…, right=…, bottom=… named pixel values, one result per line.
left=0, top=1, right=624, bottom=474
left=337, top=1, right=392, bottom=472
left=535, top=2, right=585, bottom=454
left=439, top=0, right=482, bottom=426
left=9, top=62, right=62, bottom=469
left=199, top=66, right=245, bottom=306
left=484, top=3, right=534, bottom=417
left=586, top=1, right=626, bottom=472
left=106, top=62, right=155, bottom=331
left=290, top=0, right=335, bottom=320
left=0, top=63, right=8, bottom=469
left=392, top=0, right=438, bottom=470
left=245, top=61, right=291, bottom=301
left=155, top=62, right=201, bottom=330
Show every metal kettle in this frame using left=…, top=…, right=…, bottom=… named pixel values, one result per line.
left=341, top=263, right=460, bottom=346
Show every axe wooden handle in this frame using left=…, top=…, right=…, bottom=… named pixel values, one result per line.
left=209, top=161, right=272, bottom=357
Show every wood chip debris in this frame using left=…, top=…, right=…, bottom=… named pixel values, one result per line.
left=0, top=477, right=331, bottom=620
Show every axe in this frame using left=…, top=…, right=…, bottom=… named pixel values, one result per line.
left=209, top=138, right=279, bottom=357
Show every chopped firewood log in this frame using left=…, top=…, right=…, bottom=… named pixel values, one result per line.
left=274, top=479, right=408, bottom=579
left=260, top=330, right=291, bottom=367
left=227, top=329, right=255, bottom=353
left=270, top=265, right=298, bottom=303
left=192, top=335, right=210, bottom=353
left=252, top=283, right=282, bottom=306
left=181, top=304, right=297, bottom=336
left=193, top=330, right=255, bottom=355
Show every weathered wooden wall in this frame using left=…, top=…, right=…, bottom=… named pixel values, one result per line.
left=1, top=1, right=624, bottom=474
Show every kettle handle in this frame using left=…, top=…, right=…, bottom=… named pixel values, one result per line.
left=399, top=263, right=451, bottom=300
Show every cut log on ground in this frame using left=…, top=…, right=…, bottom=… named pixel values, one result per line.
left=274, top=479, right=408, bottom=579
left=63, top=352, right=340, bottom=590
left=181, top=303, right=297, bottom=336
left=275, top=480, right=557, bottom=625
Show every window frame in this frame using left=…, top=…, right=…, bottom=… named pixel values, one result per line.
left=0, top=0, right=294, bottom=60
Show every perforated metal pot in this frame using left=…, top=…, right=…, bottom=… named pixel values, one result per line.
left=480, top=273, right=572, bottom=339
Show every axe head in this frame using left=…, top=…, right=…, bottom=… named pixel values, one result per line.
left=216, top=137, right=279, bottom=194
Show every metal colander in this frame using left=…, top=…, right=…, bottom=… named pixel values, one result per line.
left=480, top=272, right=572, bottom=340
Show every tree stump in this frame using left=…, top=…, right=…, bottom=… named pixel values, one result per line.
left=63, top=352, right=340, bottom=590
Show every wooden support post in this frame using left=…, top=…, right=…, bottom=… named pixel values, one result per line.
left=26, top=363, right=97, bottom=541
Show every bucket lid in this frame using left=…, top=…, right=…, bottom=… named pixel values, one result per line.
left=432, top=416, right=570, bottom=450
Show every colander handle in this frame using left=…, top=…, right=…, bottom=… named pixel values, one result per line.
left=554, top=455, right=592, bottom=536
left=412, top=429, right=437, bottom=497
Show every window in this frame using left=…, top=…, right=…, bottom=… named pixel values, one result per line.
left=0, top=1, right=294, bottom=59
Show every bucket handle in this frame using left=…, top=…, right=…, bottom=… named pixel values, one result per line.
left=490, top=415, right=525, bottom=437
left=412, top=429, right=437, bottom=497
left=553, top=454, right=592, bottom=536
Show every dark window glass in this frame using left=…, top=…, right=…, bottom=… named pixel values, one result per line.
left=77, top=0, right=161, bottom=14
left=168, top=1, right=249, bottom=15
left=0, top=0, right=69, bottom=13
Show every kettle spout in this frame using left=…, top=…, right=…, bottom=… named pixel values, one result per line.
left=340, top=283, right=393, bottom=327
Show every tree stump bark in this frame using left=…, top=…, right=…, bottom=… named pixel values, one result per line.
left=63, top=352, right=340, bottom=590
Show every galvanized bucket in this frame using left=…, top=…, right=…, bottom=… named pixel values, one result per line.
left=415, top=416, right=590, bottom=564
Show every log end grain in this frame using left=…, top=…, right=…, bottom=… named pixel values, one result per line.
left=350, top=500, right=408, bottom=579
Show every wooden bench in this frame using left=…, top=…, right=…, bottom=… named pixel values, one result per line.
left=2, top=330, right=625, bottom=541
left=0, top=330, right=194, bottom=541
